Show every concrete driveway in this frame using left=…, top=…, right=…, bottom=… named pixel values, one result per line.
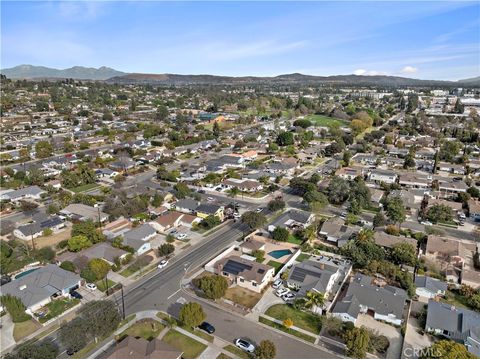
left=0, top=313, right=16, bottom=350
left=355, top=314, right=402, bottom=359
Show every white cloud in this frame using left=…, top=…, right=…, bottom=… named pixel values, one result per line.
left=354, top=69, right=366, bottom=75
left=354, top=69, right=387, bottom=76
left=401, top=66, right=418, bottom=74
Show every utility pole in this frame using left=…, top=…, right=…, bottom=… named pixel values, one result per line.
left=121, top=286, right=126, bottom=320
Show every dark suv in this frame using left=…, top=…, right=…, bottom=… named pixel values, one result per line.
left=199, top=322, right=215, bottom=334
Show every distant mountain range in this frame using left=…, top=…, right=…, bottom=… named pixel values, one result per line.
left=0, top=65, right=125, bottom=80
left=1, top=64, right=479, bottom=87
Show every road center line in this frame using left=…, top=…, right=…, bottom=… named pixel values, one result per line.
left=167, top=288, right=181, bottom=300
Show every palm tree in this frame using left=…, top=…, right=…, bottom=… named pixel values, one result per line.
left=228, top=187, right=240, bottom=198
left=303, top=290, right=325, bottom=310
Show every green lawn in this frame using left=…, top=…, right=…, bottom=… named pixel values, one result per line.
left=13, top=319, right=41, bottom=341
left=69, top=183, right=100, bottom=193
left=224, top=345, right=251, bottom=359
left=96, top=279, right=116, bottom=292
left=259, top=316, right=316, bottom=343
left=38, top=298, right=80, bottom=323
left=305, top=114, right=349, bottom=128
left=162, top=329, right=207, bottom=359
left=265, top=304, right=322, bottom=334
left=441, top=290, right=473, bottom=310
left=217, top=353, right=233, bottom=359
left=120, top=319, right=164, bottom=341
left=182, top=326, right=214, bottom=343
left=296, top=253, right=311, bottom=262
left=287, top=234, right=304, bottom=245
left=119, top=314, right=136, bottom=328
left=266, top=260, right=284, bottom=275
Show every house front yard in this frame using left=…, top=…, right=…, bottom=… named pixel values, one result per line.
left=96, top=278, right=117, bottom=292
left=119, top=319, right=164, bottom=341
left=223, top=286, right=263, bottom=309
left=13, top=319, right=42, bottom=341
left=162, top=329, right=207, bottom=359
left=265, top=304, right=322, bottom=334
left=37, top=298, right=80, bottom=324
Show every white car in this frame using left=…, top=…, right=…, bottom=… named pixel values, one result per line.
left=275, top=287, right=290, bottom=297
left=157, top=259, right=169, bottom=269
left=421, top=220, right=433, bottom=226
left=255, top=208, right=263, bottom=213
left=272, top=279, right=283, bottom=289
left=233, top=212, right=241, bottom=218
left=86, top=283, right=97, bottom=291
left=235, top=339, right=255, bottom=353
left=282, top=292, right=296, bottom=302
left=207, top=197, right=214, bottom=201
left=176, top=233, right=187, bottom=240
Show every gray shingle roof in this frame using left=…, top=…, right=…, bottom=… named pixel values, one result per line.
left=287, top=260, right=338, bottom=296
left=414, top=275, right=447, bottom=294
left=123, top=224, right=156, bottom=241
left=0, top=264, right=80, bottom=309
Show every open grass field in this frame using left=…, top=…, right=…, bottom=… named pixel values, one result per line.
left=13, top=319, right=41, bottom=341
left=224, top=286, right=263, bottom=308
left=265, top=304, right=322, bottom=334
left=120, top=319, right=164, bottom=340
left=162, top=329, right=207, bottom=359
left=69, top=183, right=101, bottom=193
left=38, top=298, right=80, bottom=324
left=259, top=316, right=316, bottom=343
left=305, top=114, right=349, bottom=128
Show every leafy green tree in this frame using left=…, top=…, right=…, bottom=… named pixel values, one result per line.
left=420, top=340, right=475, bottom=359
left=373, top=212, right=386, bottom=228
left=327, top=176, right=350, bottom=204
left=80, top=267, right=97, bottom=282
left=68, top=235, right=93, bottom=252
left=60, top=261, right=76, bottom=273
left=158, top=243, right=175, bottom=256
left=35, top=141, right=54, bottom=159
left=79, top=300, right=121, bottom=340
left=342, top=150, right=352, bottom=167
left=72, top=220, right=104, bottom=244
left=293, top=119, right=312, bottom=128
left=303, top=290, right=325, bottom=309
left=47, top=204, right=59, bottom=215
left=254, top=340, right=277, bottom=359
left=272, top=227, right=289, bottom=242
left=5, top=341, right=59, bottom=359
left=427, top=204, right=453, bottom=223
left=156, top=105, right=169, bottom=121
left=179, top=302, right=206, bottom=329
left=268, top=199, right=285, bottom=212
left=88, top=258, right=111, bottom=280
left=59, top=318, right=89, bottom=352
left=403, top=154, right=416, bottom=169
left=200, top=215, right=221, bottom=229
left=194, top=275, right=228, bottom=300
left=385, top=196, right=406, bottom=228
left=213, top=121, right=221, bottom=138
left=276, top=131, right=294, bottom=146
left=0, top=295, right=31, bottom=322
left=173, top=182, right=191, bottom=199
left=344, top=327, right=370, bottom=359
left=241, top=211, right=267, bottom=229
left=35, top=246, right=55, bottom=262
left=391, top=242, right=417, bottom=266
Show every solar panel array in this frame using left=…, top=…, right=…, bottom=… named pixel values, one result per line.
left=223, top=260, right=252, bottom=275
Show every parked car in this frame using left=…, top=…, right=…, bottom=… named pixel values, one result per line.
left=199, top=322, right=215, bottom=334
left=233, top=212, right=241, bottom=219
left=282, top=292, right=295, bottom=302
left=340, top=212, right=347, bottom=219
left=176, top=233, right=187, bottom=240
left=66, top=348, right=78, bottom=356
left=255, top=208, right=263, bottom=213
left=275, top=288, right=290, bottom=297
left=207, top=197, right=214, bottom=201
left=421, top=220, right=433, bottom=226
left=158, top=259, right=169, bottom=269
left=235, top=339, right=255, bottom=353
left=86, top=283, right=97, bottom=291
left=70, top=291, right=83, bottom=300
left=272, top=279, right=283, bottom=289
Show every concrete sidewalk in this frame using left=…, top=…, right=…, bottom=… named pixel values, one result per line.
left=0, top=314, right=15, bottom=351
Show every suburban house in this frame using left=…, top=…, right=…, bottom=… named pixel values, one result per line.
left=13, top=215, right=65, bottom=240
left=196, top=203, right=224, bottom=221
left=368, top=169, right=398, bottom=184
left=468, top=199, right=480, bottom=221
left=179, top=213, right=202, bottom=228
left=95, top=168, right=119, bottom=179
left=286, top=258, right=346, bottom=298
left=152, top=211, right=184, bottom=233
left=0, top=185, right=46, bottom=202
left=222, top=178, right=263, bottom=193
left=174, top=199, right=199, bottom=214
left=214, top=255, right=274, bottom=293
left=238, top=236, right=266, bottom=255
left=399, top=173, right=432, bottom=189
left=319, top=218, right=359, bottom=247
left=121, top=224, right=157, bottom=255
left=414, top=275, right=448, bottom=299
left=335, top=167, right=364, bottom=181
left=0, top=264, right=82, bottom=314
left=425, top=300, right=480, bottom=358
left=373, top=231, right=418, bottom=250
left=268, top=210, right=314, bottom=232
left=60, top=203, right=109, bottom=223
left=105, top=337, right=183, bottom=359
left=57, top=242, right=128, bottom=267
left=332, top=273, right=407, bottom=326
left=102, top=218, right=132, bottom=239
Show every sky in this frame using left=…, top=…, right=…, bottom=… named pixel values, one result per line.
left=1, top=1, right=479, bottom=80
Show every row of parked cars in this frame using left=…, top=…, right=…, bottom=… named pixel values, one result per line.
left=272, top=279, right=296, bottom=302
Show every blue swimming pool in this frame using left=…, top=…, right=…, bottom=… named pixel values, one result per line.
left=15, top=267, right=40, bottom=279
left=268, top=249, right=292, bottom=259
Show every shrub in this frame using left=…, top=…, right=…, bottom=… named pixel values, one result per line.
left=193, top=275, right=228, bottom=300
left=385, top=225, right=400, bottom=236
left=0, top=295, right=31, bottom=322
left=80, top=267, right=97, bottom=283
left=272, top=227, right=289, bottom=242
left=60, top=261, right=76, bottom=273
left=158, top=243, right=175, bottom=257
